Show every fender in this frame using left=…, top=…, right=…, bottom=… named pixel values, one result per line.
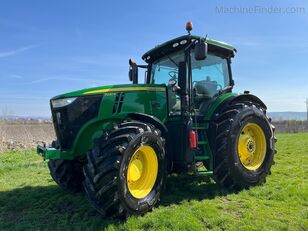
left=127, top=112, right=168, bottom=138
left=229, top=93, right=267, bottom=110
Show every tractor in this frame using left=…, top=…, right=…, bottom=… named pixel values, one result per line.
left=37, top=22, right=276, bottom=218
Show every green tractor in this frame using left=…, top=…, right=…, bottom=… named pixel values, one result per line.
left=38, top=22, right=276, bottom=217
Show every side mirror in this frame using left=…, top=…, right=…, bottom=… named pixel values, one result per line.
left=128, top=59, right=138, bottom=84
left=194, top=42, right=207, bottom=61
left=178, top=61, right=187, bottom=94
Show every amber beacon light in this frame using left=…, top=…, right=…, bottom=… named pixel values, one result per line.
left=186, top=21, right=193, bottom=34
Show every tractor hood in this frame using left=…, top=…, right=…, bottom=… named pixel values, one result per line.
left=51, top=84, right=166, bottom=100
left=49, top=83, right=168, bottom=151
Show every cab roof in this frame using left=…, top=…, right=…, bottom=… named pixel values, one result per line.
left=142, top=35, right=237, bottom=63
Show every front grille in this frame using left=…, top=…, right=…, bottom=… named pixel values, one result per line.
left=51, top=95, right=102, bottom=150
left=112, top=92, right=125, bottom=114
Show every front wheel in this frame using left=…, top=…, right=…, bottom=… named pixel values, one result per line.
left=83, top=120, right=166, bottom=217
left=212, top=102, right=276, bottom=189
left=48, top=159, right=84, bottom=192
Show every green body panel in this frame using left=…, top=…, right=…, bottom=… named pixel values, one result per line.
left=37, top=146, right=62, bottom=159
left=206, top=38, right=236, bottom=52
left=43, top=85, right=168, bottom=160
left=52, top=84, right=166, bottom=99
left=204, top=92, right=237, bottom=122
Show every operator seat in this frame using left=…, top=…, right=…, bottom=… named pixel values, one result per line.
left=193, top=77, right=218, bottom=117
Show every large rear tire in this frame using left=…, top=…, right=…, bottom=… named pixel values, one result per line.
left=83, top=120, right=166, bottom=217
left=48, top=159, right=84, bottom=193
left=212, top=101, right=276, bottom=189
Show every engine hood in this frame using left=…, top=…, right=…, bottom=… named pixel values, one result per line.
left=51, top=84, right=166, bottom=100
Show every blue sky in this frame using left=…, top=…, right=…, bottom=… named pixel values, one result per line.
left=0, top=0, right=307, bottom=117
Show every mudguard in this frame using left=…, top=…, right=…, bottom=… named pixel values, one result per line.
left=229, top=93, right=267, bottom=110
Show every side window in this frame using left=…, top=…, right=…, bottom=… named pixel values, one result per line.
left=151, top=65, right=181, bottom=116
left=192, top=54, right=229, bottom=98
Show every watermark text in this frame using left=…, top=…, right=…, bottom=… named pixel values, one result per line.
left=216, top=5, right=305, bottom=14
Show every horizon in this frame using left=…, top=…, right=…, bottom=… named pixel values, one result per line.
left=0, top=0, right=308, bottom=117
left=1, top=111, right=307, bottom=121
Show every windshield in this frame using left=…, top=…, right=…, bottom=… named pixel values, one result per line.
left=149, top=48, right=231, bottom=115
left=150, top=50, right=230, bottom=97
left=150, top=50, right=185, bottom=85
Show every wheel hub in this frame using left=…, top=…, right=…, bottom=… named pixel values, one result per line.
left=128, top=157, right=143, bottom=182
left=247, top=140, right=256, bottom=153
left=127, top=145, right=158, bottom=199
left=237, top=123, right=267, bottom=170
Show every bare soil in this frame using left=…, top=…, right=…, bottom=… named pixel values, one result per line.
left=0, top=122, right=55, bottom=152
left=0, top=120, right=307, bottom=153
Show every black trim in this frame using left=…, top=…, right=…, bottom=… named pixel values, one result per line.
left=165, top=118, right=193, bottom=172
left=227, top=57, right=234, bottom=87
left=51, top=95, right=102, bottom=150
left=142, top=35, right=235, bottom=63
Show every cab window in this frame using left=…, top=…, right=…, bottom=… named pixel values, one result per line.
left=192, top=53, right=230, bottom=98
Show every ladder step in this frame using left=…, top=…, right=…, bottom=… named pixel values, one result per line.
left=195, top=156, right=210, bottom=160
left=192, top=126, right=206, bottom=130
left=197, top=141, right=208, bottom=145
left=197, top=171, right=213, bottom=176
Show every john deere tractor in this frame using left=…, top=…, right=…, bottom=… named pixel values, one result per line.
left=37, top=22, right=276, bottom=217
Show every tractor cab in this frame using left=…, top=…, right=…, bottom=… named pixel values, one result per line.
left=130, top=22, right=236, bottom=119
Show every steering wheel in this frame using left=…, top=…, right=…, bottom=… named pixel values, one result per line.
left=216, top=83, right=223, bottom=90
left=168, top=71, right=178, bottom=78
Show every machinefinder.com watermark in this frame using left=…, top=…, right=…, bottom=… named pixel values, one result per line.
left=216, top=5, right=306, bottom=14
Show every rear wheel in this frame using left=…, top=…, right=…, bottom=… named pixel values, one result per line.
left=83, top=120, right=166, bottom=217
left=212, top=102, right=276, bottom=189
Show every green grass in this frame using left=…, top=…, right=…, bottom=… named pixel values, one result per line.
left=0, top=133, right=307, bottom=231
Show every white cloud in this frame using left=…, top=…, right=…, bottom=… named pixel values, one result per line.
left=0, top=44, right=39, bottom=58
left=9, top=74, right=23, bottom=79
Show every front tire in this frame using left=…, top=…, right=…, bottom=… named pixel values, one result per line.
left=83, top=120, right=166, bottom=217
left=48, top=159, right=84, bottom=192
left=212, top=102, right=276, bottom=189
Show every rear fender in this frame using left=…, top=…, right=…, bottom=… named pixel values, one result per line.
left=229, top=93, right=267, bottom=110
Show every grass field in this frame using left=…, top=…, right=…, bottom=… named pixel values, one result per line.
left=0, top=133, right=307, bottom=231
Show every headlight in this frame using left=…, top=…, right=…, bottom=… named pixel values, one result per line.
left=52, top=97, right=77, bottom=108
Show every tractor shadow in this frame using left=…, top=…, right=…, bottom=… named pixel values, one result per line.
left=0, top=185, right=120, bottom=230
left=161, top=174, right=235, bottom=205
left=0, top=177, right=234, bottom=229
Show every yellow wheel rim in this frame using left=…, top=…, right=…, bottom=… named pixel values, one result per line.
left=237, top=123, right=267, bottom=170
left=127, top=145, right=158, bottom=199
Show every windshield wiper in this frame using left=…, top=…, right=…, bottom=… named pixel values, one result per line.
left=161, top=51, right=179, bottom=68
